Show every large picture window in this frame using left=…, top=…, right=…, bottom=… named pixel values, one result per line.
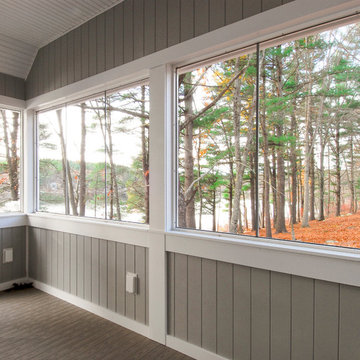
left=177, top=20, right=360, bottom=249
left=0, top=108, right=21, bottom=213
left=37, top=83, right=149, bottom=224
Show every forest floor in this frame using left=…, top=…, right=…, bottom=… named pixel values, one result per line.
left=246, top=212, right=360, bottom=249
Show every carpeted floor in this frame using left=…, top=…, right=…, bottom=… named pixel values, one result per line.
left=0, top=287, right=192, bottom=359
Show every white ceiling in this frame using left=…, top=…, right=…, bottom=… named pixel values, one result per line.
left=0, top=0, right=123, bottom=79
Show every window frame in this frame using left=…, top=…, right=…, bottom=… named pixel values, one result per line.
left=35, top=79, right=150, bottom=225
left=0, top=104, right=24, bottom=215
left=172, top=14, right=360, bottom=252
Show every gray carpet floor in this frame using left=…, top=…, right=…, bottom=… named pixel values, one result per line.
left=0, top=287, right=193, bottom=359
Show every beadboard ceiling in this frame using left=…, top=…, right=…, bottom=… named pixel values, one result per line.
left=0, top=0, right=123, bottom=79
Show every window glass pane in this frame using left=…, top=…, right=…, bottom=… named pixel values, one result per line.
left=107, top=84, right=150, bottom=223
left=67, top=97, right=106, bottom=219
left=38, top=108, right=67, bottom=213
left=0, top=109, right=21, bottom=212
left=177, top=50, right=258, bottom=232
left=258, top=21, right=360, bottom=248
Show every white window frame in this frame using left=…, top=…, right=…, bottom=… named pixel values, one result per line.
left=0, top=96, right=26, bottom=224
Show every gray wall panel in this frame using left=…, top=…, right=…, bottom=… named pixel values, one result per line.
left=168, top=252, right=359, bottom=360
left=0, top=227, right=26, bottom=283
left=209, top=0, right=225, bottom=31
left=133, top=0, right=144, bottom=59
left=25, top=0, right=288, bottom=99
left=28, top=227, right=148, bottom=325
left=180, top=0, right=194, bottom=43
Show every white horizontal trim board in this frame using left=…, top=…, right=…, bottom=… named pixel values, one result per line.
left=166, top=336, right=228, bottom=360
left=0, top=277, right=28, bottom=292
left=0, top=214, right=27, bottom=228
left=0, top=95, right=25, bottom=109
left=27, top=213, right=149, bottom=247
left=31, top=279, right=150, bottom=338
left=166, top=232, right=360, bottom=288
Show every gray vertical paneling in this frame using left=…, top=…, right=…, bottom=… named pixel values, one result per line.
left=35, top=228, right=41, bottom=281
left=201, top=258, right=217, bottom=353
left=187, top=256, right=202, bottom=346
left=243, top=0, right=262, bottom=18
left=91, top=237, right=100, bottom=304
left=217, top=261, right=233, bottom=359
left=99, top=239, right=108, bottom=308
left=1, top=228, right=13, bottom=282
left=180, top=0, right=194, bottom=42
left=48, top=41, right=55, bottom=92
left=28, top=227, right=36, bottom=279
left=114, top=3, right=124, bottom=66
left=84, top=236, right=92, bottom=301
left=74, top=27, right=82, bottom=82
left=107, top=241, right=116, bottom=312
left=314, top=280, right=339, bottom=360
left=40, top=229, right=47, bottom=284
left=11, top=227, right=26, bottom=280
left=135, top=246, right=146, bottom=323
left=0, top=73, right=5, bottom=95
left=194, top=0, right=209, bottom=36
left=209, top=0, right=225, bottom=31
left=233, top=265, right=251, bottom=360
left=251, top=269, right=270, bottom=360
left=77, top=235, right=84, bottom=299
left=144, top=0, right=155, bottom=55
left=155, top=0, right=167, bottom=51
left=38, top=48, right=45, bottom=95
left=226, top=0, right=243, bottom=25
left=123, top=0, right=134, bottom=63
left=271, top=272, right=291, bottom=360
left=167, top=252, right=175, bottom=334
left=57, top=231, right=64, bottom=290
left=43, top=45, right=50, bottom=94
left=133, top=0, right=144, bottom=59
left=116, top=242, right=126, bottom=315
left=339, top=284, right=360, bottom=360
left=174, top=253, right=188, bottom=340
left=263, top=0, right=282, bottom=11
left=60, top=36, right=68, bottom=87
left=63, top=232, right=70, bottom=292
left=96, top=13, right=106, bottom=73
left=168, top=0, right=180, bottom=47
left=145, top=248, right=149, bottom=325
left=51, top=231, right=58, bottom=289
left=45, top=230, right=52, bottom=285
left=54, top=38, right=62, bottom=89
left=125, top=244, right=135, bottom=319
left=88, top=18, right=97, bottom=77
left=70, top=234, right=77, bottom=295
left=105, top=9, right=115, bottom=70
left=67, top=31, right=75, bottom=85
left=81, top=22, right=89, bottom=79
left=291, top=276, right=314, bottom=360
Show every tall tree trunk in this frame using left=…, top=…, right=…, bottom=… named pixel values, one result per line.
left=260, top=57, right=272, bottom=238
left=335, top=119, right=341, bottom=217
left=79, top=103, right=87, bottom=216
left=319, top=141, right=326, bottom=221
left=140, top=86, right=149, bottom=223
left=271, top=148, right=277, bottom=225
left=183, top=73, right=196, bottom=228
left=274, top=50, right=287, bottom=233
left=212, top=190, right=216, bottom=232
left=309, top=142, right=315, bottom=221
left=249, top=152, right=256, bottom=231
left=290, top=91, right=297, bottom=225
left=349, top=134, right=356, bottom=214
left=56, top=109, right=77, bottom=215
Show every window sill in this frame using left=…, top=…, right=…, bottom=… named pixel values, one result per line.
left=166, top=228, right=360, bottom=287
left=27, top=212, right=149, bottom=247
left=0, top=213, right=27, bottom=228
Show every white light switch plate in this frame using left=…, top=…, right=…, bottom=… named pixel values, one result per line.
left=3, top=248, right=13, bottom=263
left=126, top=272, right=138, bottom=294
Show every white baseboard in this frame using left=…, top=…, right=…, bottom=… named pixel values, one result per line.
left=0, top=277, right=29, bottom=292
left=31, top=279, right=150, bottom=338
left=166, top=335, right=228, bottom=360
